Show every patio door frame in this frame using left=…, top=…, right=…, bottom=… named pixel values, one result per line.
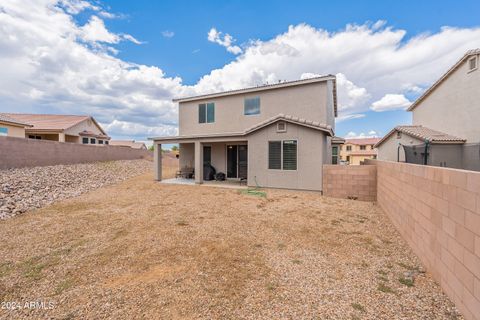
left=225, top=143, right=247, bottom=179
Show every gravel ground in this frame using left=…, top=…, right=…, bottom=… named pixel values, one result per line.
left=0, top=174, right=462, bottom=319
left=0, top=160, right=153, bottom=220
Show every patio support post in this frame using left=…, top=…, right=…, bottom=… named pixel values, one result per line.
left=194, top=141, right=203, bottom=184
left=58, top=133, right=65, bottom=142
left=154, top=142, right=162, bottom=181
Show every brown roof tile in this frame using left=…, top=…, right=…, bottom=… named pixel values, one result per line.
left=0, top=113, right=32, bottom=127
left=4, top=113, right=89, bottom=131
left=375, top=125, right=466, bottom=148
left=345, top=137, right=381, bottom=146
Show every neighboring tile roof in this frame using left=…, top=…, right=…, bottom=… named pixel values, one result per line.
left=345, top=137, right=381, bottom=146
left=375, top=125, right=466, bottom=148
left=110, top=140, right=146, bottom=149
left=408, top=48, right=480, bottom=111
left=150, top=113, right=334, bottom=141
left=172, top=75, right=338, bottom=117
left=4, top=113, right=89, bottom=131
left=3, top=113, right=107, bottom=135
left=349, top=150, right=378, bottom=156
left=0, top=113, right=32, bottom=127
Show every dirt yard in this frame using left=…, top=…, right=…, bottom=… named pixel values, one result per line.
left=0, top=172, right=461, bottom=319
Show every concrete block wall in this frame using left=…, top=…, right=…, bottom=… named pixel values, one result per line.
left=0, top=136, right=152, bottom=169
left=322, top=165, right=377, bottom=201
left=369, top=160, right=480, bottom=320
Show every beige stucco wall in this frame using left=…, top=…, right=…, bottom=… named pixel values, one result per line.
left=377, top=131, right=423, bottom=162
left=0, top=122, right=25, bottom=138
left=412, top=53, right=480, bottom=143
left=179, top=143, right=195, bottom=169
left=247, top=122, right=326, bottom=191
left=64, top=118, right=106, bottom=143
left=178, top=81, right=334, bottom=136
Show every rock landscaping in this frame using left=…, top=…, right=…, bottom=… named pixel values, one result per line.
left=0, top=160, right=152, bottom=220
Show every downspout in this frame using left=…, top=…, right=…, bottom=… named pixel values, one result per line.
left=424, top=140, right=430, bottom=165
left=397, top=143, right=402, bottom=162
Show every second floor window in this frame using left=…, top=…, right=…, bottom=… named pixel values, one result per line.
left=360, top=145, right=366, bottom=150
left=82, top=137, right=88, bottom=144
left=346, top=145, right=352, bottom=151
left=199, top=102, right=215, bottom=123
left=244, top=97, right=260, bottom=115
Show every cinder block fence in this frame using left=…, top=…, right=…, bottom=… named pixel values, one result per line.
left=0, top=136, right=152, bottom=169
left=323, top=161, right=480, bottom=320
left=322, top=164, right=376, bottom=201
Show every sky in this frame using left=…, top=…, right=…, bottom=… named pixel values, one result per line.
left=1, top=0, right=480, bottom=145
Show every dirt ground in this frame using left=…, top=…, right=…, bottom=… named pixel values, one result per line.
left=0, top=170, right=462, bottom=319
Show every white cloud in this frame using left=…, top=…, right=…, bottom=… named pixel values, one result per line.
left=162, top=30, right=174, bottom=38
left=345, top=131, right=380, bottom=138
left=370, top=94, right=411, bottom=111
left=196, top=23, right=480, bottom=119
left=80, top=16, right=119, bottom=43
left=2, top=2, right=480, bottom=141
left=207, top=27, right=243, bottom=55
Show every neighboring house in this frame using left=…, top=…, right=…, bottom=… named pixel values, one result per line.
left=376, top=49, right=479, bottom=170
left=110, top=140, right=147, bottom=149
left=150, top=75, right=338, bottom=191
left=0, top=113, right=110, bottom=145
left=0, top=114, right=32, bottom=138
left=331, top=136, right=345, bottom=164
left=340, top=138, right=381, bottom=165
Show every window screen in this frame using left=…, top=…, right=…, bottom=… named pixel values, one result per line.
left=82, top=137, right=88, bottom=144
left=206, top=103, right=215, bottom=123
left=244, top=97, right=260, bottom=115
left=268, top=141, right=281, bottom=169
left=198, top=104, right=206, bottom=123
left=283, top=140, right=297, bottom=170
left=98, top=140, right=104, bottom=145
left=90, top=138, right=96, bottom=144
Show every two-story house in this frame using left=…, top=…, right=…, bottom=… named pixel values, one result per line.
left=150, top=75, right=338, bottom=191
left=339, top=138, right=380, bottom=165
left=376, top=49, right=479, bottom=170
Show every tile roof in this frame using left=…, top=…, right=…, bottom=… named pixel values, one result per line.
left=3, top=113, right=89, bottom=131
left=348, top=150, right=378, bottom=156
left=172, top=75, right=338, bottom=117
left=345, top=137, right=381, bottom=146
left=244, top=114, right=333, bottom=136
left=375, top=125, right=466, bottom=148
left=3, top=113, right=108, bottom=136
left=0, top=113, right=32, bottom=127
left=110, top=140, right=146, bottom=149
left=408, top=48, right=480, bottom=111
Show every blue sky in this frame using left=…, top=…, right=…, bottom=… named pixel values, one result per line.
left=1, top=0, right=480, bottom=142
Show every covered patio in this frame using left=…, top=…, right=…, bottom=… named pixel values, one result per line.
left=152, top=135, right=248, bottom=186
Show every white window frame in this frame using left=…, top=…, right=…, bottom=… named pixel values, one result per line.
left=268, top=139, right=298, bottom=171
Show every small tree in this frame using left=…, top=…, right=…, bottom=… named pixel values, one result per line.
left=171, top=145, right=179, bottom=152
